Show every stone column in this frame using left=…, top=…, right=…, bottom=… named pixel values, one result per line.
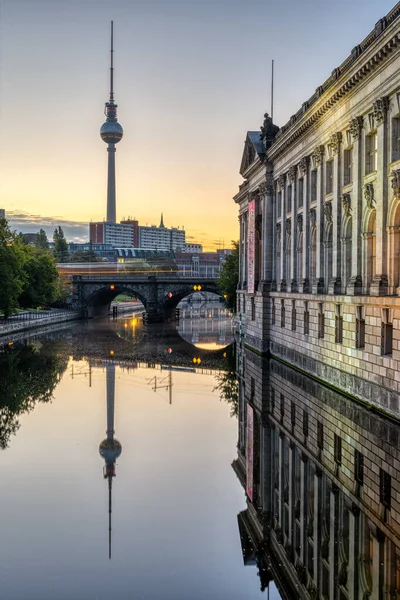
left=278, top=175, right=287, bottom=291
left=347, top=116, right=363, bottom=295
left=313, top=468, right=322, bottom=591
left=329, top=132, right=342, bottom=293
left=238, top=214, right=243, bottom=289
left=289, top=165, right=298, bottom=291
left=370, top=96, right=390, bottom=296
left=329, top=487, right=340, bottom=600
left=299, top=156, right=311, bottom=292
left=261, top=170, right=275, bottom=289
left=347, top=504, right=360, bottom=599
left=312, top=146, right=325, bottom=293
left=299, top=453, right=308, bottom=565
left=271, top=181, right=277, bottom=290
left=243, top=211, right=248, bottom=288
left=288, top=441, right=294, bottom=549
left=278, top=431, right=284, bottom=528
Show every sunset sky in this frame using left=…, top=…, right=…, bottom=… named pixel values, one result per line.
left=0, top=0, right=395, bottom=249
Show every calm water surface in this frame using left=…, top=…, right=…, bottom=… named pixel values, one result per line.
left=0, top=313, right=275, bottom=600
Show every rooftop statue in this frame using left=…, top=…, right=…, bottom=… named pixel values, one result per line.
left=260, top=113, right=279, bottom=148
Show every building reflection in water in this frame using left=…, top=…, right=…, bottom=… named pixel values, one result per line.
left=178, top=296, right=233, bottom=348
left=99, top=364, right=122, bottom=559
left=233, top=345, right=400, bottom=598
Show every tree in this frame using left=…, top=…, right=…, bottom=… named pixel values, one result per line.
left=0, top=219, right=26, bottom=318
left=218, top=241, right=239, bottom=312
left=213, top=346, right=238, bottom=417
left=19, top=246, right=59, bottom=308
left=35, top=228, right=49, bottom=249
left=53, top=226, right=69, bottom=263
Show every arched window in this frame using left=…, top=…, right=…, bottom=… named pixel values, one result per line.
left=344, top=217, right=352, bottom=291
left=366, top=210, right=376, bottom=291
left=297, top=232, right=303, bottom=284
left=311, top=228, right=317, bottom=283
left=325, top=224, right=333, bottom=292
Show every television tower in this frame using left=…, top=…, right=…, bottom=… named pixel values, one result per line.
left=100, top=21, right=123, bottom=223
left=99, top=363, right=122, bottom=559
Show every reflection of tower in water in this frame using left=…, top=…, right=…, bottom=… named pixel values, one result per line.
left=99, top=364, right=122, bottom=559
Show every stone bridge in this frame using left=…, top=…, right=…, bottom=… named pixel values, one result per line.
left=71, top=274, right=222, bottom=321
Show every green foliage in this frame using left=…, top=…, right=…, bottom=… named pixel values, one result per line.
left=0, top=343, right=68, bottom=448
left=219, top=241, right=239, bottom=312
left=53, top=226, right=69, bottom=263
left=213, top=345, right=238, bottom=417
left=0, top=219, right=26, bottom=318
left=35, top=228, right=49, bottom=249
left=70, top=250, right=99, bottom=263
left=19, top=246, right=59, bottom=308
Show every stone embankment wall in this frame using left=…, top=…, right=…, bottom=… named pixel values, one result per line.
left=0, top=312, right=81, bottom=339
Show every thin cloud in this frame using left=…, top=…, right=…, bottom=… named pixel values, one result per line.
left=6, top=210, right=88, bottom=243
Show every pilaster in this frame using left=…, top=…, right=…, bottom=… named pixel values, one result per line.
left=312, top=146, right=325, bottom=293
left=278, top=175, right=287, bottom=291
left=370, top=96, right=389, bottom=296
left=347, top=116, right=363, bottom=295
left=299, top=156, right=311, bottom=292
left=289, top=166, right=298, bottom=292
left=328, top=132, right=342, bottom=294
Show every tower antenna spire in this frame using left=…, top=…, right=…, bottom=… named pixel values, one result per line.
left=271, top=59, right=274, bottom=122
left=110, top=21, right=114, bottom=103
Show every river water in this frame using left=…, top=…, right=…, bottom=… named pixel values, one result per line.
left=2, top=309, right=400, bottom=599
left=0, top=311, right=271, bottom=600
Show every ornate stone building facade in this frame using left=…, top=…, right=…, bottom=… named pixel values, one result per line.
left=233, top=346, right=400, bottom=598
left=234, top=3, right=400, bottom=414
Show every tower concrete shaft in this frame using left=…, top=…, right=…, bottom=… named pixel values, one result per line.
left=107, top=146, right=117, bottom=224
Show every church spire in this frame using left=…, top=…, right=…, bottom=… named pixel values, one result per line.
left=159, top=213, right=165, bottom=228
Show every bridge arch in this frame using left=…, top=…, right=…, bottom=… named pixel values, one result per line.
left=159, top=285, right=223, bottom=321
left=84, top=284, right=148, bottom=318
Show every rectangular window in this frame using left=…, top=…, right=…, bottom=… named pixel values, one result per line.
left=277, top=191, right=282, bottom=218
left=280, top=393, right=285, bottom=423
left=326, top=160, right=333, bottom=194
left=317, top=421, right=324, bottom=450
left=311, top=170, right=317, bottom=203
left=356, top=306, right=365, bottom=349
left=392, top=116, right=400, bottom=163
left=343, top=148, right=353, bottom=185
left=334, top=434, right=342, bottom=465
left=335, top=304, right=343, bottom=344
left=281, top=299, right=285, bottom=328
left=318, top=303, right=325, bottom=339
left=355, top=450, right=364, bottom=485
left=287, top=185, right=292, bottom=213
left=304, top=301, right=310, bottom=335
left=365, top=132, right=377, bottom=174
left=250, top=377, right=255, bottom=401
left=381, top=308, right=393, bottom=356
left=380, top=469, right=391, bottom=510
left=303, top=410, right=309, bottom=437
left=251, top=297, right=255, bottom=321
left=298, top=178, right=304, bottom=208
left=291, top=300, right=296, bottom=331
left=291, top=401, right=296, bottom=428
left=272, top=298, right=276, bottom=325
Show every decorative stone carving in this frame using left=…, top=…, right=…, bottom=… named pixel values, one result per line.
left=330, top=132, right=342, bottom=155
left=309, top=208, right=316, bottom=228
left=390, top=170, right=400, bottom=199
left=299, top=156, right=310, bottom=176
left=297, top=214, right=303, bottom=232
left=286, top=219, right=291, bottom=235
left=342, top=193, right=352, bottom=217
left=260, top=112, right=279, bottom=148
left=259, top=182, right=267, bottom=195
left=251, top=190, right=259, bottom=201
left=288, top=165, right=297, bottom=183
left=277, top=174, right=286, bottom=188
left=266, top=183, right=275, bottom=195
left=324, top=201, right=333, bottom=224
left=312, top=145, right=325, bottom=167
left=373, top=96, right=390, bottom=125
left=349, top=116, right=364, bottom=140
left=364, top=183, right=375, bottom=209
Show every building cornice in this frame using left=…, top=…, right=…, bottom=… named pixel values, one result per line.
left=267, top=4, right=400, bottom=161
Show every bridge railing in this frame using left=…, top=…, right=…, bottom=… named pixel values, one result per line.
left=72, top=273, right=219, bottom=281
